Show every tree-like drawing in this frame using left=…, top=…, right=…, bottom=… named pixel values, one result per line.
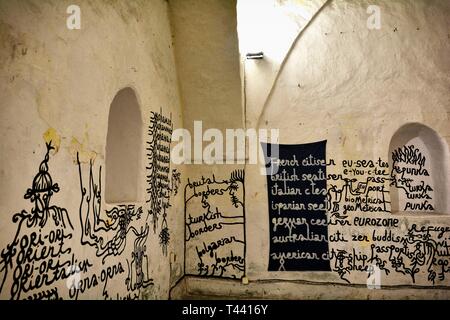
left=19, top=141, right=72, bottom=230
left=126, top=223, right=154, bottom=292
left=159, top=218, right=170, bottom=256
left=146, top=109, right=178, bottom=256
left=229, top=170, right=245, bottom=208
left=326, top=159, right=391, bottom=224
left=171, top=169, right=181, bottom=196
left=0, top=142, right=73, bottom=299
left=77, top=153, right=146, bottom=263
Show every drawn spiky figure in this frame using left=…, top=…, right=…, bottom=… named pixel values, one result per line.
left=159, top=217, right=170, bottom=256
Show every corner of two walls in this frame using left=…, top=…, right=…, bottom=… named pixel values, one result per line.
left=244, top=0, right=450, bottom=298
left=0, top=0, right=185, bottom=299
left=168, top=0, right=247, bottom=288
left=176, top=0, right=450, bottom=299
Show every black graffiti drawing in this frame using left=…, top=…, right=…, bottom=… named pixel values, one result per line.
left=99, top=262, right=126, bottom=299
left=26, top=287, right=59, bottom=300
left=76, top=152, right=155, bottom=299
left=77, top=153, right=146, bottom=263
left=338, top=248, right=391, bottom=284
left=323, top=155, right=450, bottom=286
left=126, top=223, right=154, bottom=292
left=229, top=170, right=245, bottom=208
left=159, top=218, right=170, bottom=256
left=328, top=217, right=450, bottom=284
left=385, top=224, right=450, bottom=283
left=330, top=248, right=370, bottom=283
left=171, top=169, right=181, bottom=196
left=326, top=158, right=391, bottom=227
left=390, top=145, right=434, bottom=211
left=69, top=260, right=126, bottom=300
left=7, top=142, right=73, bottom=231
left=159, top=168, right=181, bottom=256
left=146, top=109, right=176, bottom=256
left=0, top=142, right=94, bottom=300
left=326, top=151, right=434, bottom=216
left=327, top=177, right=390, bottom=215
left=146, top=109, right=173, bottom=228
left=116, top=292, right=140, bottom=300
left=184, top=170, right=246, bottom=279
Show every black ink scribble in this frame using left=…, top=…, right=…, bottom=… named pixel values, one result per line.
left=77, top=153, right=154, bottom=298
left=146, top=109, right=179, bottom=256
left=392, top=145, right=426, bottom=168
left=0, top=142, right=79, bottom=300
left=390, top=145, right=434, bottom=211
left=184, top=170, right=245, bottom=279
left=146, top=109, right=173, bottom=229
left=26, top=288, right=60, bottom=300
left=77, top=153, right=144, bottom=263
left=325, top=156, right=449, bottom=285
left=159, top=224, right=170, bottom=256
left=329, top=224, right=450, bottom=284
left=326, top=157, right=391, bottom=226
left=171, top=169, right=181, bottom=196
left=229, top=170, right=245, bottom=208
left=21, top=141, right=73, bottom=229
left=126, top=224, right=153, bottom=293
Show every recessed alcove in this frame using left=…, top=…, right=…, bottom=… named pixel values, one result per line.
left=105, top=87, right=143, bottom=203
left=389, top=123, right=449, bottom=214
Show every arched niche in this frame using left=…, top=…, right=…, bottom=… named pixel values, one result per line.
left=389, top=123, right=449, bottom=214
left=105, top=87, right=143, bottom=203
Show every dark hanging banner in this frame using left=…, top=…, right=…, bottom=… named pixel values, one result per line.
left=262, top=140, right=330, bottom=271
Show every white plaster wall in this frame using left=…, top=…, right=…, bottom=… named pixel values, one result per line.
left=169, top=0, right=243, bottom=135
left=183, top=164, right=246, bottom=279
left=0, top=0, right=185, bottom=299
left=170, top=0, right=450, bottom=299
left=237, top=0, right=328, bottom=129
left=241, top=0, right=450, bottom=295
left=2, top=0, right=450, bottom=301
left=168, top=0, right=247, bottom=282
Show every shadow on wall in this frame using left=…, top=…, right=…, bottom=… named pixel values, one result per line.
left=389, top=123, right=450, bottom=214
